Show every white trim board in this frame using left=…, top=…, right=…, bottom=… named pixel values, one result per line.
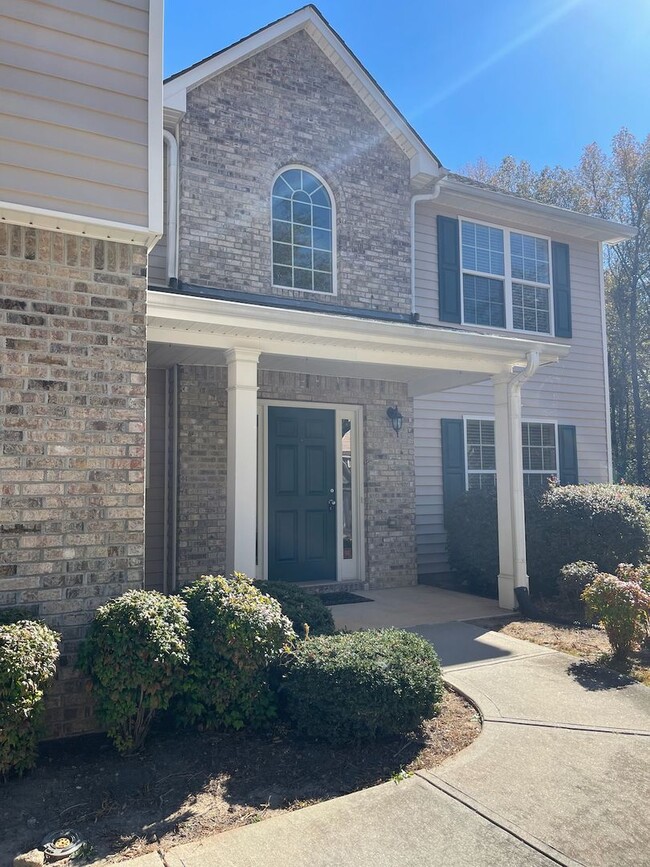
left=0, top=200, right=160, bottom=249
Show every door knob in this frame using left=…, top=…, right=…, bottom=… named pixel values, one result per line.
left=328, top=499, right=336, bottom=511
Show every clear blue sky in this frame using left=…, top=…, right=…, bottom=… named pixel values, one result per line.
left=164, top=0, right=649, bottom=172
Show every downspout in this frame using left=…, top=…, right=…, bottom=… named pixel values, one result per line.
left=410, top=170, right=449, bottom=316
left=162, top=129, right=179, bottom=286
left=511, top=349, right=541, bottom=386
left=495, top=351, right=540, bottom=610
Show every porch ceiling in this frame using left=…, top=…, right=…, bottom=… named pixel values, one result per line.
left=147, top=290, right=570, bottom=396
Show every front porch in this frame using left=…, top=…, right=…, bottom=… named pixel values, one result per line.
left=330, top=584, right=504, bottom=631
left=146, top=289, right=569, bottom=608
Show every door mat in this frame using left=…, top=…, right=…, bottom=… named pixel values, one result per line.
left=319, top=591, right=374, bottom=606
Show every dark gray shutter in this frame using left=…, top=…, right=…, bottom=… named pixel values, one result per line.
left=437, top=216, right=461, bottom=323
left=558, top=424, right=579, bottom=484
left=552, top=241, right=572, bottom=338
left=441, top=419, right=466, bottom=508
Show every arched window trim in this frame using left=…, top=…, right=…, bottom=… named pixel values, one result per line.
left=270, top=165, right=337, bottom=296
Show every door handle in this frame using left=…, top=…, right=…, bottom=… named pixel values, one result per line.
left=328, top=499, right=336, bottom=511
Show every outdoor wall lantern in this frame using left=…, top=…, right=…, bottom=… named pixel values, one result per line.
left=386, top=405, right=403, bottom=436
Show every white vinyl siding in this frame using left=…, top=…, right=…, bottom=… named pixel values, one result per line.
left=0, top=0, right=151, bottom=226
left=414, top=200, right=610, bottom=578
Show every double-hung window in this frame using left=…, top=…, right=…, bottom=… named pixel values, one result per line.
left=461, top=220, right=552, bottom=334
left=465, top=419, right=558, bottom=490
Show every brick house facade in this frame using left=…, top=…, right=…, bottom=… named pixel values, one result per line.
left=1, top=5, right=633, bottom=738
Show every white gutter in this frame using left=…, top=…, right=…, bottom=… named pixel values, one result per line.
left=443, top=177, right=636, bottom=244
left=162, top=129, right=179, bottom=284
left=410, top=171, right=449, bottom=314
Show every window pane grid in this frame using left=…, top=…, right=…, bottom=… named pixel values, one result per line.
left=511, top=232, right=550, bottom=285
left=460, top=222, right=553, bottom=335
left=463, top=275, right=506, bottom=327
left=512, top=282, right=550, bottom=333
left=522, top=423, right=557, bottom=477
left=462, top=221, right=504, bottom=276
left=465, top=420, right=557, bottom=490
left=272, top=169, right=333, bottom=293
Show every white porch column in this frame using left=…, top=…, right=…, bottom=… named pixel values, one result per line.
left=492, top=372, right=528, bottom=609
left=225, top=348, right=260, bottom=577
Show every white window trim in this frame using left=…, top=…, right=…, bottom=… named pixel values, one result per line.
left=256, top=400, right=365, bottom=583
left=459, top=218, right=554, bottom=337
left=463, top=416, right=559, bottom=490
left=270, top=164, right=338, bottom=297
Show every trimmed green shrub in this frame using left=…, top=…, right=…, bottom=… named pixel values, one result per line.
left=558, top=561, right=599, bottom=614
left=178, top=573, right=295, bottom=730
left=279, top=629, right=444, bottom=745
left=78, top=590, right=190, bottom=754
left=582, top=566, right=650, bottom=659
left=538, top=484, right=650, bottom=587
left=254, top=581, right=335, bottom=637
left=0, top=620, right=60, bottom=777
left=446, top=484, right=650, bottom=598
left=0, top=607, right=38, bottom=626
left=622, top=485, right=650, bottom=512
left=445, top=488, right=544, bottom=596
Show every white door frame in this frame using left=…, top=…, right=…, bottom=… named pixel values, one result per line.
left=256, top=399, right=365, bottom=583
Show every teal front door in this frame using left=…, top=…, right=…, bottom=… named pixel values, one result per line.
left=268, top=406, right=337, bottom=582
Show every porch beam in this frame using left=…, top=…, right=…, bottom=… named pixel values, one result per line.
left=493, top=372, right=528, bottom=610
left=225, top=347, right=260, bottom=578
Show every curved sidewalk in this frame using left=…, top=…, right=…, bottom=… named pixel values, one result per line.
left=117, top=610, right=650, bottom=867
left=415, top=620, right=650, bottom=867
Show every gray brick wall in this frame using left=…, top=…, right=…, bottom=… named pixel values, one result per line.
left=175, top=366, right=417, bottom=589
left=176, top=365, right=228, bottom=583
left=0, top=224, right=147, bottom=738
left=177, top=29, right=413, bottom=314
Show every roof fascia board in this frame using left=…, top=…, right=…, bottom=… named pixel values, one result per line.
left=163, top=7, right=440, bottom=182
left=441, top=178, right=636, bottom=243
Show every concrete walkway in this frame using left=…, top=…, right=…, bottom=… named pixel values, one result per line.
left=117, top=591, right=650, bottom=867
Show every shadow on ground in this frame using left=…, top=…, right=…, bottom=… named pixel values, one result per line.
left=567, top=660, right=638, bottom=691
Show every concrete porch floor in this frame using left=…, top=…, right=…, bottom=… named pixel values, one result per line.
left=331, top=584, right=504, bottom=631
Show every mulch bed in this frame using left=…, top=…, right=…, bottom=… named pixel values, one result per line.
left=1, top=689, right=480, bottom=864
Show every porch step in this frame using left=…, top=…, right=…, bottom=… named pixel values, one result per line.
left=295, top=580, right=367, bottom=595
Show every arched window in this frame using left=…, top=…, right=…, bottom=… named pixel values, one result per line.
left=272, top=168, right=334, bottom=293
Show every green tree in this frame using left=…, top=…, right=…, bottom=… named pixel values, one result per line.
left=462, top=129, right=650, bottom=483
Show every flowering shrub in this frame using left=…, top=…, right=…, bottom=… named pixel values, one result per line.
left=0, top=620, right=60, bottom=777
left=79, top=590, right=190, bottom=754
left=582, top=565, right=650, bottom=659
left=177, top=573, right=295, bottom=730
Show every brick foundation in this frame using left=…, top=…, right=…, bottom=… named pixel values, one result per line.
left=0, top=224, right=147, bottom=737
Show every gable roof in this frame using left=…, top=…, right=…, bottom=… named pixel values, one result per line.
left=163, top=5, right=441, bottom=184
